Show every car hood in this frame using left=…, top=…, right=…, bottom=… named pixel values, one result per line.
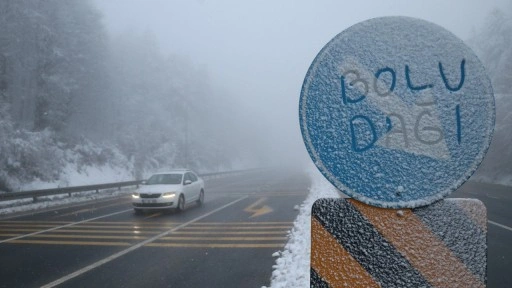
left=138, top=185, right=182, bottom=193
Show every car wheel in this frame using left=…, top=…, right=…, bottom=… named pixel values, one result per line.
left=197, top=189, right=204, bottom=206
left=177, top=194, right=185, bottom=212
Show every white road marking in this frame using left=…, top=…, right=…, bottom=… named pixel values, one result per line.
left=488, top=220, right=512, bottom=232
left=40, top=196, right=248, bottom=288
left=0, top=209, right=132, bottom=244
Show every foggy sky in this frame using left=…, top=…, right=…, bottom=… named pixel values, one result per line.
left=93, top=0, right=511, bottom=165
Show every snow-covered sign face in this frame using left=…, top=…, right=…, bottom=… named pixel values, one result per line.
left=300, top=16, right=495, bottom=208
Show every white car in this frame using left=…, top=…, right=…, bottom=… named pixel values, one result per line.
left=132, top=169, right=204, bottom=213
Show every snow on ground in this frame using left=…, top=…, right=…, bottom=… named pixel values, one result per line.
left=19, top=163, right=134, bottom=191
left=265, top=166, right=341, bottom=288
left=0, top=164, right=135, bottom=217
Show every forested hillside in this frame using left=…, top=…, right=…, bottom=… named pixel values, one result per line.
left=0, top=0, right=246, bottom=191
left=468, top=9, right=512, bottom=185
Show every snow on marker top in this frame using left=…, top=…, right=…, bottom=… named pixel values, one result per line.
left=299, top=16, right=495, bottom=208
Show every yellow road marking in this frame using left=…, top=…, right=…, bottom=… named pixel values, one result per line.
left=1, top=219, right=288, bottom=248
left=5, top=239, right=285, bottom=248
left=51, top=201, right=132, bottom=219
left=0, top=218, right=291, bottom=251
left=158, top=236, right=287, bottom=241
left=192, top=222, right=292, bottom=225
left=90, top=221, right=178, bottom=225
left=73, top=224, right=172, bottom=230
left=0, top=226, right=290, bottom=235
left=1, top=233, right=147, bottom=240
left=1, top=233, right=287, bottom=244
left=244, top=197, right=274, bottom=218
left=1, top=228, right=162, bottom=234
left=51, top=208, right=97, bottom=218
left=14, top=235, right=286, bottom=241
left=144, top=212, right=163, bottom=219
left=181, top=226, right=289, bottom=230
left=0, top=233, right=20, bottom=237
left=0, top=224, right=175, bottom=230
left=7, top=239, right=131, bottom=246
left=0, top=223, right=60, bottom=228
left=0, top=220, right=75, bottom=224
left=39, top=196, right=254, bottom=287
left=171, top=231, right=287, bottom=235
left=2, top=223, right=295, bottom=230
left=145, top=243, right=284, bottom=248
left=0, top=209, right=133, bottom=245
left=0, top=220, right=292, bottom=226
left=1, top=230, right=288, bottom=238
left=216, top=192, right=306, bottom=197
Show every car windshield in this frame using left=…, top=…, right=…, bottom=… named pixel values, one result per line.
left=146, top=174, right=182, bottom=185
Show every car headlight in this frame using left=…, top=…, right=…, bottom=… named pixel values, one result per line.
left=132, top=192, right=140, bottom=198
left=162, top=192, right=176, bottom=198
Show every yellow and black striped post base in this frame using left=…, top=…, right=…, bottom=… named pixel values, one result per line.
left=311, top=198, right=487, bottom=288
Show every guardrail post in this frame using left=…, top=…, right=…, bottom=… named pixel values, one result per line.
left=68, top=192, right=72, bottom=197
left=32, top=196, right=38, bottom=202
left=96, top=189, right=99, bottom=194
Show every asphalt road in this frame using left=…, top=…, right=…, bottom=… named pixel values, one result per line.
left=0, top=170, right=510, bottom=288
left=0, top=169, right=310, bottom=288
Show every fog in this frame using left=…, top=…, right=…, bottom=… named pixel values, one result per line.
left=94, top=0, right=510, bottom=167
left=0, top=0, right=510, bottom=190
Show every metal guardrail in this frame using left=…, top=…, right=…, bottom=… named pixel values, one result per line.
left=0, top=181, right=142, bottom=202
left=0, top=170, right=251, bottom=203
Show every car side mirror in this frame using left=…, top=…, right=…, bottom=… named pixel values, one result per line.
left=184, top=180, right=192, bottom=185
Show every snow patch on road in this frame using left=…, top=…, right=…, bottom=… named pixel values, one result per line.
left=265, top=167, right=340, bottom=288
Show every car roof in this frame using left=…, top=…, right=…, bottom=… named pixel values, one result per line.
left=152, top=169, right=193, bottom=175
